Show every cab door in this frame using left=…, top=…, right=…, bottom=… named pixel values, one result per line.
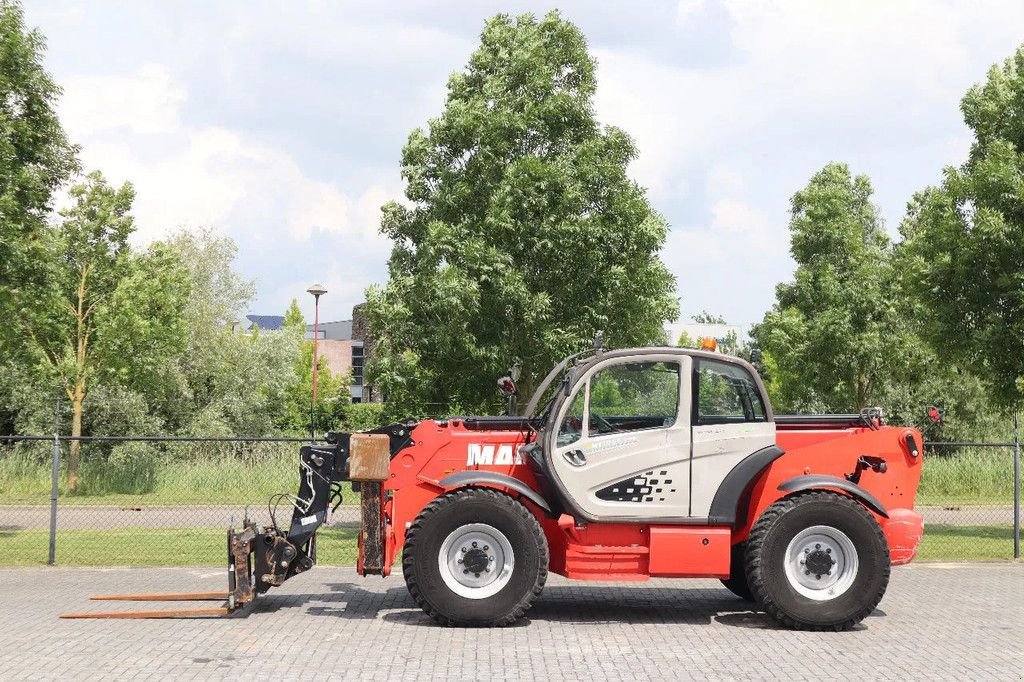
left=547, top=354, right=692, bottom=521
left=689, top=357, right=775, bottom=517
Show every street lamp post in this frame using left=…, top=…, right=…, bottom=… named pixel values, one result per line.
left=307, top=283, right=328, bottom=441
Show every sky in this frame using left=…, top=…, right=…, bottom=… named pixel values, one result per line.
left=26, top=1, right=1024, bottom=329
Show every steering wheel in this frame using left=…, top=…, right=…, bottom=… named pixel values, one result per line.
left=591, top=412, right=620, bottom=434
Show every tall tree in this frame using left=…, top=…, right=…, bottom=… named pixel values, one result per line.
left=158, top=229, right=256, bottom=427
left=753, top=163, right=899, bottom=411
left=282, top=298, right=304, bottom=330
left=0, top=0, right=78, bottom=350
left=278, top=299, right=350, bottom=434
left=159, top=231, right=301, bottom=437
left=15, top=172, right=189, bottom=490
left=900, top=45, right=1024, bottom=409
left=366, top=11, right=678, bottom=415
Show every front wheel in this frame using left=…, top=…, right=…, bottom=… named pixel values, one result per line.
left=746, top=491, right=890, bottom=631
left=403, top=488, right=548, bottom=626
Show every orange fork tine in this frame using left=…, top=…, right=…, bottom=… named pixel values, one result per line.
left=61, top=607, right=231, bottom=619
left=89, top=592, right=228, bottom=602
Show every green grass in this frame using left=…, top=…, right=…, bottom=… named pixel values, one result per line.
left=0, top=444, right=1017, bottom=507
left=0, top=527, right=359, bottom=567
left=917, top=451, right=1016, bottom=505
left=917, top=524, right=1017, bottom=561
left=0, top=446, right=358, bottom=506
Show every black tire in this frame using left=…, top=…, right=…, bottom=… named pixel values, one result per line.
left=403, top=487, right=548, bottom=627
left=746, top=491, right=890, bottom=631
left=720, top=542, right=754, bottom=601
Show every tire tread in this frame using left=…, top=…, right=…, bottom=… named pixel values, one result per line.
left=745, top=490, right=890, bottom=631
left=402, top=487, right=548, bottom=627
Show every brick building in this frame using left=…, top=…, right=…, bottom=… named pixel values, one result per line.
left=305, top=306, right=377, bottom=403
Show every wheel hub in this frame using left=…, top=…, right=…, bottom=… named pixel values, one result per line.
left=783, top=525, right=859, bottom=601
left=804, top=549, right=835, bottom=576
left=462, top=547, right=490, bottom=575
left=438, top=523, right=515, bottom=600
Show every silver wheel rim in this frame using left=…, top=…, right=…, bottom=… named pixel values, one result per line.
left=783, top=525, right=859, bottom=601
left=438, top=523, right=515, bottom=599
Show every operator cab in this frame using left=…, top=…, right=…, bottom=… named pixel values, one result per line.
left=528, top=347, right=775, bottom=523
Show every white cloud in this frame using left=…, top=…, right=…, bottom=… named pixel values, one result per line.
left=36, top=0, right=1024, bottom=327
left=59, top=65, right=395, bottom=250
left=706, top=163, right=745, bottom=198
left=54, top=60, right=402, bottom=322
left=61, top=64, right=184, bottom=136
left=593, top=0, right=1024, bottom=324
left=671, top=197, right=780, bottom=265
left=596, top=1, right=1024, bottom=201
left=675, top=0, right=707, bottom=29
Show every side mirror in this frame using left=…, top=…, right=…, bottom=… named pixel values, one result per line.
left=497, top=376, right=518, bottom=397
left=926, top=406, right=943, bottom=424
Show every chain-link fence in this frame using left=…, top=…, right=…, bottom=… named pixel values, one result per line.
left=1, top=403, right=1020, bottom=566
left=917, top=437, right=1021, bottom=561
left=0, top=430, right=360, bottom=567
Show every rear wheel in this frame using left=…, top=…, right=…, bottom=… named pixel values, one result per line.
left=746, top=491, right=890, bottom=631
left=403, top=488, right=548, bottom=626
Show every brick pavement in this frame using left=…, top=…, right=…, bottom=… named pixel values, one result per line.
left=1, top=563, right=1021, bottom=680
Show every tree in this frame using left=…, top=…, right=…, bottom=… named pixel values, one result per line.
left=166, top=228, right=255, bottom=335
left=0, top=0, right=78, bottom=350
left=278, top=300, right=350, bottom=434
left=13, top=172, right=189, bottom=490
left=366, top=11, right=678, bottom=415
left=158, top=229, right=256, bottom=428
left=691, top=311, right=739, bottom=355
left=752, top=163, right=900, bottom=412
left=158, top=231, right=300, bottom=437
left=900, top=45, right=1024, bottom=409
left=692, top=310, right=727, bottom=324
left=282, top=298, right=304, bottom=330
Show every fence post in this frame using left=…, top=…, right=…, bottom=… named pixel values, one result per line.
left=1013, top=412, right=1020, bottom=560
left=48, top=397, right=60, bottom=566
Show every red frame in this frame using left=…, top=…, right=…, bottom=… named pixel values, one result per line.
left=365, top=419, right=925, bottom=580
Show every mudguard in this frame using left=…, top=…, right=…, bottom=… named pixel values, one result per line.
left=439, top=470, right=553, bottom=514
left=708, top=445, right=785, bottom=526
left=778, top=474, right=889, bottom=518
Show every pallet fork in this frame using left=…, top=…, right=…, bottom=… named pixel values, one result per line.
left=61, top=521, right=263, bottom=619
left=59, top=433, right=392, bottom=620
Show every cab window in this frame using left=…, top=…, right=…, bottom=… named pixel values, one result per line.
left=556, top=388, right=587, bottom=447
left=586, top=361, right=681, bottom=435
left=695, top=359, right=767, bottom=425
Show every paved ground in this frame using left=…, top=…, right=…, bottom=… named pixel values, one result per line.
left=2, top=504, right=1017, bottom=530
left=2, top=563, right=1020, bottom=680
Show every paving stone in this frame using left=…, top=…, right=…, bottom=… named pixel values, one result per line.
left=1, top=563, right=1021, bottom=680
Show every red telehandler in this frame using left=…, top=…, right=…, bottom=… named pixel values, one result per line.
left=64, top=344, right=925, bottom=630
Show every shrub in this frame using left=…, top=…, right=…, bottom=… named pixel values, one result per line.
left=76, top=442, right=159, bottom=495
left=341, top=403, right=388, bottom=432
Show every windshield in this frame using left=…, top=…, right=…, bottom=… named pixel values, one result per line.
left=523, top=349, right=598, bottom=420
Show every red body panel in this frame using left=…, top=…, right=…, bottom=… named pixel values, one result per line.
left=648, top=527, right=731, bottom=578
left=371, top=419, right=925, bottom=580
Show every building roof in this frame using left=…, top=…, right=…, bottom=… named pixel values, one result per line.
left=246, top=314, right=285, bottom=331
left=306, top=319, right=352, bottom=340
